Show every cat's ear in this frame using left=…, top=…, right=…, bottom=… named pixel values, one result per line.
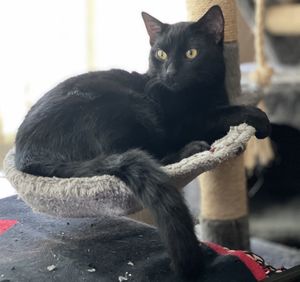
left=194, top=5, right=224, bottom=44
left=142, top=12, right=165, bottom=45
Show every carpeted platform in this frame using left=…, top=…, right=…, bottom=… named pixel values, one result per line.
left=0, top=196, right=300, bottom=282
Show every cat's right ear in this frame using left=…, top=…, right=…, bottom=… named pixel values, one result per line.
left=194, top=5, right=224, bottom=44
left=142, top=12, right=165, bottom=45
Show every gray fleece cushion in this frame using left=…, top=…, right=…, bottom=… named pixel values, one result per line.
left=3, top=124, right=255, bottom=218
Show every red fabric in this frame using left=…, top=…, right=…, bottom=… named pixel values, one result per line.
left=0, top=219, right=18, bottom=235
left=205, top=242, right=267, bottom=281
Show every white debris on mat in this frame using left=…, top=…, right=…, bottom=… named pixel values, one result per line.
left=87, top=268, right=96, bottom=273
left=127, top=261, right=134, bottom=266
left=118, top=271, right=131, bottom=281
left=47, top=265, right=57, bottom=271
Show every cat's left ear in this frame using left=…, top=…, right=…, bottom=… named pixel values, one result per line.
left=194, top=5, right=224, bottom=44
left=142, top=12, right=166, bottom=45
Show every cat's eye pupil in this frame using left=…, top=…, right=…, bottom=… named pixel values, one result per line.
left=156, top=49, right=167, bottom=61
left=186, top=49, right=198, bottom=59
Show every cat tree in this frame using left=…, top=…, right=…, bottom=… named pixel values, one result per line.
left=186, top=0, right=250, bottom=250
left=238, top=0, right=300, bottom=247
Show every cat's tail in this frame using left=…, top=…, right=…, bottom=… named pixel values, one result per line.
left=25, top=149, right=205, bottom=278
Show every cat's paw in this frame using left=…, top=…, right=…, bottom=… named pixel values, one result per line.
left=245, top=106, right=271, bottom=139
left=180, top=141, right=210, bottom=159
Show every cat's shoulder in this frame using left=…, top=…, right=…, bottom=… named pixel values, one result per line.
left=62, top=69, right=147, bottom=88
left=103, top=69, right=148, bottom=85
left=50, top=69, right=147, bottom=101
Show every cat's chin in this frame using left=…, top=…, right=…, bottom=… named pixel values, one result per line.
left=162, top=82, right=183, bottom=93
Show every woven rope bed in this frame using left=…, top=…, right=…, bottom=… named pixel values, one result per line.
left=3, top=123, right=255, bottom=218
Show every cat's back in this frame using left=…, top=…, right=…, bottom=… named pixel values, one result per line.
left=20, top=69, right=148, bottom=123
left=62, top=69, right=147, bottom=98
left=15, top=69, right=156, bottom=171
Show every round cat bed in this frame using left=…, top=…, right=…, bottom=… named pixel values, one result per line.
left=3, top=123, right=255, bottom=218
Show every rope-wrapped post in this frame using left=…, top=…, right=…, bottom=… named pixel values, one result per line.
left=186, top=0, right=250, bottom=249
left=244, top=0, right=274, bottom=171
left=250, top=0, right=273, bottom=87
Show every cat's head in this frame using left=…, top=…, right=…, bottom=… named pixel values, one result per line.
left=142, top=6, right=225, bottom=92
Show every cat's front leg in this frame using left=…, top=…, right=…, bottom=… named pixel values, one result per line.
left=208, top=105, right=271, bottom=139
left=179, top=141, right=211, bottom=159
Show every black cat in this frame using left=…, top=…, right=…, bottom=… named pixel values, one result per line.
left=15, top=6, right=270, bottom=280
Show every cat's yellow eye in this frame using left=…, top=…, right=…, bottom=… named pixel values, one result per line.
left=186, top=49, right=198, bottom=59
left=156, top=49, right=168, bottom=61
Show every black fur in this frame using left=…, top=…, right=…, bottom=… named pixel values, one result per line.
left=15, top=6, right=270, bottom=280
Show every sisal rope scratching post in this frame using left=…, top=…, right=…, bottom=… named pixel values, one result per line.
left=244, top=0, right=274, bottom=171
left=186, top=0, right=250, bottom=249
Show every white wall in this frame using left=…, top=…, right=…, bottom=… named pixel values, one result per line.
left=0, top=0, right=186, bottom=135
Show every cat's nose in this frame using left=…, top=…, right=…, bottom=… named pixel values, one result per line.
left=166, top=64, right=176, bottom=77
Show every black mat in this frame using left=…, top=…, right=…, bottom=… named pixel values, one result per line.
left=0, top=196, right=175, bottom=282
left=0, top=196, right=300, bottom=282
